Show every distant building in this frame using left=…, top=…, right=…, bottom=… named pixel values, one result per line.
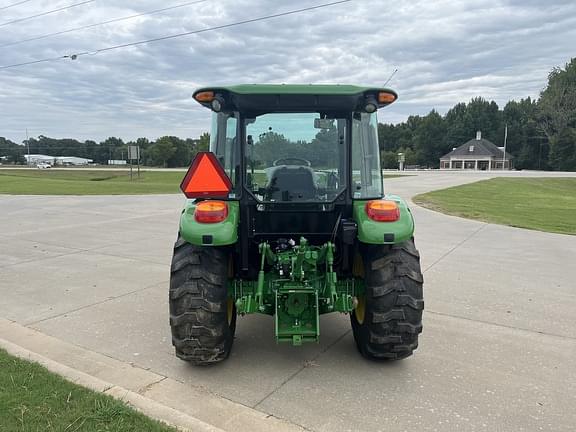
left=440, top=131, right=513, bottom=170
left=24, top=154, right=93, bottom=166
left=24, top=154, right=55, bottom=165
left=55, top=156, right=92, bottom=165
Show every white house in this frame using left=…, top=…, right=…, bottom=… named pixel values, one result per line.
left=439, top=132, right=513, bottom=170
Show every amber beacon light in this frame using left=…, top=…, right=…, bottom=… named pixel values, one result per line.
left=378, top=92, right=397, bottom=104
left=194, top=91, right=215, bottom=102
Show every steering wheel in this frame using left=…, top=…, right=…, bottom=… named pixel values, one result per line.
left=273, top=157, right=311, bottom=167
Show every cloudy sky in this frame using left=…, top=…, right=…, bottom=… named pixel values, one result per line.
left=1, top=0, right=575, bottom=143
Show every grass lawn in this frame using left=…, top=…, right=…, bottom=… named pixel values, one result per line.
left=0, top=169, right=182, bottom=195
left=413, top=177, right=576, bottom=235
left=0, top=168, right=406, bottom=195
left=0, top=348, right=175, bottom=431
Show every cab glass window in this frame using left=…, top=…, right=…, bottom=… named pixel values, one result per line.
left=351, top=112, right=383, bottom=199
left=210, top=112, right=238, bottom=187
left=244, top=112, right=346, bottom=202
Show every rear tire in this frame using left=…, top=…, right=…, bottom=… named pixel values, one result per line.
left=351, top=239, right=424, bottom=360
left=169, top=236, right=236, bottom=365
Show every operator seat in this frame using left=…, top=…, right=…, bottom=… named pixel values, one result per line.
left=267, top=166, right=317, bottom=201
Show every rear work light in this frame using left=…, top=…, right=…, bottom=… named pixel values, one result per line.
left=365, top=200, right=400, bottom=222
left=194, top=200, right=228, bottom=223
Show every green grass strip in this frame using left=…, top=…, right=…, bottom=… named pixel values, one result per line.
left=0, top=168, right=405, bottom=195
left=413, top=177, right=576, bottom=235
left=0, top=169, right=182, bottom=195
left=0, top=348, right=176, bottom=431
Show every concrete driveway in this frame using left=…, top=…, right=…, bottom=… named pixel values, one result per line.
left=1, top=171, right=575, bottom=431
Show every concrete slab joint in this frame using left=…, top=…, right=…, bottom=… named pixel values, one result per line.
left=0, top=319, right=304, bottom=432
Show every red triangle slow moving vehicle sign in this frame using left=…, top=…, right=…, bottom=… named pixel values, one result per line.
left=180, top=152, right=233, bottom=198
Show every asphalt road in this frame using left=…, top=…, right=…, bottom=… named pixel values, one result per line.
left=1, top=171, right=575, bottom=432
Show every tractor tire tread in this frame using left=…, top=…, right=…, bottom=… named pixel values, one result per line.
left=169, top=238, right=235, bottom=365
left=351, top=239, right=424, bottom=361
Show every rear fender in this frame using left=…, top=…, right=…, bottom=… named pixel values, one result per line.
left=179, top=200, right=239, bottom=246
left=353, top=195, right=414, bottom=244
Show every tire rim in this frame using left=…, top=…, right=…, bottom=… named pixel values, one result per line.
left=355, top=296, right=366, bottom=325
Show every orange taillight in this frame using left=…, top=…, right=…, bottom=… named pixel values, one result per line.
left=378, top=92, right=396, bottom=104
left=365, top=200, right=400, bottom=222
left=194, top=91, right=215, bottom=102
left=194, top=200, right=228, bottom=223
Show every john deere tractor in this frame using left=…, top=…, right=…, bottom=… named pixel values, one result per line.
left=169, top=85, right=424, bottom=364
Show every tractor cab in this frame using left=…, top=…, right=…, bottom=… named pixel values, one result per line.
left=171, top=85, right=423, bottom=364
left=189, top=85, right=395, bottom=257
left=196, top=85, right=391, bottom=205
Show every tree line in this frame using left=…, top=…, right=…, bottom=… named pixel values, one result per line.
left=0, top=133, right=210, bottom=167
left=1, top=59, right=574, bottom=171
left=379, top=58, right=576, bottom=171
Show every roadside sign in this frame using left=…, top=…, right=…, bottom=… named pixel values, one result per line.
left=398, top=152, right=405, bottom=171
left=128, top=146, right=140, bottom=160
left=127, top=146, right=141, bottom=180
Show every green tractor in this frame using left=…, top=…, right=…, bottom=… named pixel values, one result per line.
left=169, top=84, right=424, bottom=364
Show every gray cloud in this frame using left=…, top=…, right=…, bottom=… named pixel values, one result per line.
left=0, top=0, right=575, bottom=143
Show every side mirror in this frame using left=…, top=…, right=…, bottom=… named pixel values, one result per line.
left=247, top=135, right=254, bottom=146
left=314, top=118, right=333, bottom=129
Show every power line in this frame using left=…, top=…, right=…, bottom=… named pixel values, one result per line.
left=1, top=0, right=208, bottom=48
left=0, top=54, right=63, bottom=69
left=0, top=0, right=36, bottom=12
left=0, top=0, right=95, bottom=28
left=0, top=0, right=351, bottom=70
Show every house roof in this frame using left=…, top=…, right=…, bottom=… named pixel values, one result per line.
left=440, top=138, right=513, bottom=160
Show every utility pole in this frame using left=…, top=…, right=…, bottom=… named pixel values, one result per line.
left=538, top=141, right=542, bottom=170
left=26, top=128, right=30, bottom=166
left=502, top=124, right=508, bottom=170
left=137, top=146, right=140, bottom=179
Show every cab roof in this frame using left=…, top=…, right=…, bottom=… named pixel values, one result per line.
left=197, top=84, right=396, bottom=96
left=192, top=84, right=398, bottom=113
